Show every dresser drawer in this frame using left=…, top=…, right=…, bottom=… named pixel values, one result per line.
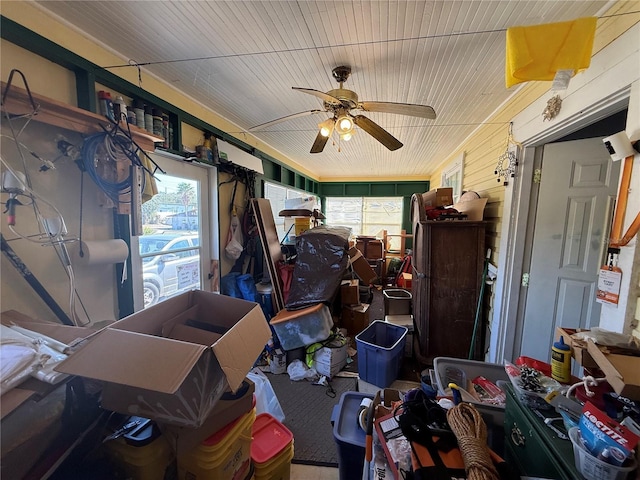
left=504, top=385, right=578, bottom=480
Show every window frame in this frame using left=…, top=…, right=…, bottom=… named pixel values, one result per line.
left=441, top=152, right=465, bottom=204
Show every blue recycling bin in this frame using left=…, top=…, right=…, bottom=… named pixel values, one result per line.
left=331, top=391, right=374, bottom=480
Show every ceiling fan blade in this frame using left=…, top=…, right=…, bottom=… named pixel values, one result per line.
left=310, top=130, right=329, bottom=153
left=359, top=101, right=436, bottom=119
left=293, top=87, right=342, bottom=106
left=353, top=115, right=403, bottom=151
left=248, top=109, right=325, bottom=131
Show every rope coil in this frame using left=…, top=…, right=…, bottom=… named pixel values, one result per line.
left=446, top=403, right=499, bottom=480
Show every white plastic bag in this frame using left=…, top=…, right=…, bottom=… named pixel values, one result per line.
left=287, top=359, right=319, bottom=382
left=224, top=214, right=244, bottom=260
left=247, top=368, right=285, bottom=423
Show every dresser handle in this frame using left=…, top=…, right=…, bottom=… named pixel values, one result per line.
left=511, top=424, right=525, bottom=447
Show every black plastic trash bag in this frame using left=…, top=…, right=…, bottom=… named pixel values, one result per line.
left=285, top=226, right=351, bottom=310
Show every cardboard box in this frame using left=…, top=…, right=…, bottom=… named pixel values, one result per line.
left=311, top=339, right=348, bottom=378
left=356, top=238, right=384, bottom=260
left=366, top=240, right=384, bottom=260
left=56, top=290, right=271, bottom=427
left=341, top=303, right=370, bottom=336
left=160, top=378, right=255, bottom=455
left=348, top=247, right=378, bottom=284
left=398, top=272, right=412, bottom=289
left=555, top=327, right=597, bottom=369
left=422, top=187, right=453, bottom=208
left=453, top=197, right=488, bottom=221
left=340, top=279, right=360, bottom=306
left=586, top=340, right=640, bottom=399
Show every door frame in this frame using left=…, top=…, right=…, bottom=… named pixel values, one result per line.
left=490, top=22, right=640, bottom=363
left=130, top=150, right=217, bottom=311
left=489, top=87, right=632, bottom=363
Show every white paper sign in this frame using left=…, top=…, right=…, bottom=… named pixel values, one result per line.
left=596, top=267, right=622, bottom=306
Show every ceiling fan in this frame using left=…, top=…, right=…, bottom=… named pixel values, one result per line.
left=248, top=66, right=436, bottom=153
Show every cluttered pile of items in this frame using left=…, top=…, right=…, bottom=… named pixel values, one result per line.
left=247, top=197, right=413, bottom=391
left=330, top=324, right=640, bottom=480
left=1, top=291, right=298, bottom=479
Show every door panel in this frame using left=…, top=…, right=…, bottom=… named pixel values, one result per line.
left=519, top=138, right=620, bottom=363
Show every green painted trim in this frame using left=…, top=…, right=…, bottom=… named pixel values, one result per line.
left=319, top=181, right=429, bottom=197
left=75, top=70, right=96, bottom=112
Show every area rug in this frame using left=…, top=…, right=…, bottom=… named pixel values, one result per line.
left=265, top=372, right=358, bottom=466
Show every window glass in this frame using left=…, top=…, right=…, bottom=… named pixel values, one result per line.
left=325, top=196, right=403, bottom=250
left=137, top=168, right=204, bottom=308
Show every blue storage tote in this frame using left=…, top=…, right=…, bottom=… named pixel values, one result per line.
left=356, top=320, right=407, bottom=388
left=331, top=391, right=374, bottom=480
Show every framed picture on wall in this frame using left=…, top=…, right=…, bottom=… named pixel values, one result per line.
left=441, top=152, right=464, bottom=204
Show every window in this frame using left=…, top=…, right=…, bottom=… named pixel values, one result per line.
left=132, top=153, right=212, bottom=310
left=441, top=152, right=465, bottom=204
left=264, top=182, right=319, bottom=241
left=325, top=196, right=403, bottom=249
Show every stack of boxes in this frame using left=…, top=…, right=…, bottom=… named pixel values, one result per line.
left=52, top=291, right=294, bottom=480
left=355, top=236, right=385, bottom=278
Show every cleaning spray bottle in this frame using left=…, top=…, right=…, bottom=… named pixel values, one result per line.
left=551, top=336, right=571, bottom=383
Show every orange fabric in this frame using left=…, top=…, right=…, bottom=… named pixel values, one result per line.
left=410, top=438, right=466, bottom=470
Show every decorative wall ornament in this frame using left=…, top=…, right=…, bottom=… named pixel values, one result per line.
left=495, top=123, right=521, bottom=186
left=542, top=94, right=562, bottom=121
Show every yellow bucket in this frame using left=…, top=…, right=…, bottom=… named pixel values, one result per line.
left=251, top=413, right=294, bottom=480
left=178, top=408, right=256, bottom=480
left=104, top=432, right=174, bottom=480
left=253, top=442, right=294, bottom=480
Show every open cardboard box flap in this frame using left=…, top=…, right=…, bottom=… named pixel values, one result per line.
left=56, top=290, right=271, bottom=427
left=586, top=339, right=640, bottom=399
left=1, top=309, right=96, bottom=345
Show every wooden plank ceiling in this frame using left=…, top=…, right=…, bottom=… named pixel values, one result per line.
left=32, top=1, right=610, bottom=181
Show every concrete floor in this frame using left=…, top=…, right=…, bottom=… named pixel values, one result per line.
left=290, top=463, right=340, bottom=479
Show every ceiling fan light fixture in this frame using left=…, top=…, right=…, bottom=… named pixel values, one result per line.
left=318, top=118, right=335, bottom=138
left=336, top=114, right=354, bottom=134
left=340, top=130, right=355, bottom=142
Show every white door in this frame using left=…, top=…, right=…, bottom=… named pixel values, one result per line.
left=519, top=138, right=620, bottom=362
left=132, top=153, right=212, bottom=310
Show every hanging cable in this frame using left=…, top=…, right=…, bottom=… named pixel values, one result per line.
left=80, top=130, right=140, bottom=206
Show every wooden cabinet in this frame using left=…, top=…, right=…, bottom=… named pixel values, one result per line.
left=410, top=192, right=486, bottom=361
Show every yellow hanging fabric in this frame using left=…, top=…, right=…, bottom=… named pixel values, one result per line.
left=505, top=17, right=597, bottom=88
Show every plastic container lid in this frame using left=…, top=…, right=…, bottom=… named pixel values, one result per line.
left=332, top=391, right=373, bottom=447
left=251, top=413, right=293, bottom=464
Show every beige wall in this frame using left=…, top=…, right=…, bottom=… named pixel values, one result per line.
left=429, top=2, right=640, bottom=348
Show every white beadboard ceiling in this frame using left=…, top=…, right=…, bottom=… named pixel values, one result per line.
left=32, top=0, right=610, bottom=181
